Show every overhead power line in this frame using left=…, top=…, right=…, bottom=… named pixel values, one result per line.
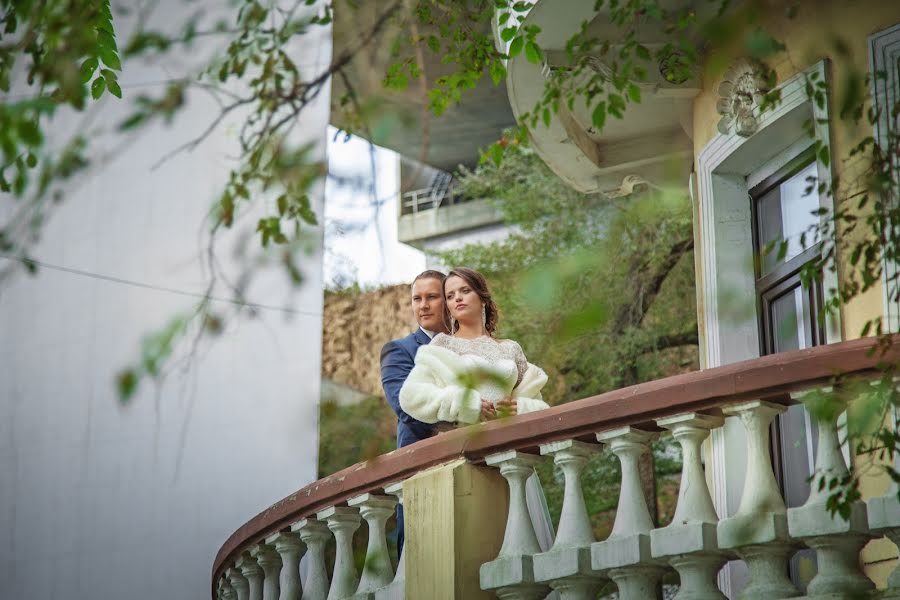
left=0, top=254, right=320, bottom=317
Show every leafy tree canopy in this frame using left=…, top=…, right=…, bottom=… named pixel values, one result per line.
left=442, top=139, right=697, bottom=400
left=4, top=0, right=900, bottom=519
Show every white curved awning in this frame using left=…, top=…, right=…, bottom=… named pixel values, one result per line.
left=498, top=0, right=701, bottom=194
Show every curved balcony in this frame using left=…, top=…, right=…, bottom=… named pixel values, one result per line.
left=497, top=0, right=701, bottom=195
left=212, top=336, right=900, bottom=599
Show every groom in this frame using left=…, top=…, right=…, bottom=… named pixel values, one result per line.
left=380, top=269, right=449, bottom=551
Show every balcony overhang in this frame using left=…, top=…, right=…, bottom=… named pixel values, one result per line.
left=500, top=0, right=702, bottom=194
left=332, top=3, right=517, bottom=172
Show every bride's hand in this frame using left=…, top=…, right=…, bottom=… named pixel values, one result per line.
left=495, top=396, right=517, bottom=417
left=480, top=399, right=496, bottom=421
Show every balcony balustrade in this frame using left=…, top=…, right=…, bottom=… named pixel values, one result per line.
left=212, top=336, right=900, bottom=599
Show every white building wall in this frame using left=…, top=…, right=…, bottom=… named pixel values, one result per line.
left=0, top=4, right=330, bottom=599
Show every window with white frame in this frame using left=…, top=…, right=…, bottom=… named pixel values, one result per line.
left=870, top=23, right=900, bottom=331
left=695, top=60, right=839, bottom=597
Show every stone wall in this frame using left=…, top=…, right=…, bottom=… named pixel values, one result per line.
left=322, top=284, right=417, bottom=397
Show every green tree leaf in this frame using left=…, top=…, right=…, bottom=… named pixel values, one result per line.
left=105, top=76, right=122, bottom=98
left=80, top=57, right=99, bottom=83
left=489, top=60, right=506, bottom=85
left=627, top=83, right=641, bottom=103
left=746, top=27, right=786, bottom=59
left=91, top=77, right=106, bottom=99
left=117, top=369, right=139, bottom=403
left=97, top=28, right=117, bottom=51
left=525, top=41, right=542, bottom=64
left=91, top=77, right=106, bottom=100
left=98, top=45, right=121, bottom=70
left=118, top=112, right=147, bottom=131
left=592, top=101, right=607, bottom=130
left=509, top=36, right=524, bottom=58
left=490, top=142, right=504, bottom=166
left=17, top=121, right=42, bottom=147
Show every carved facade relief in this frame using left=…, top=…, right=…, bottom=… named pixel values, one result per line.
left=716, top=59, right=772, bottom=137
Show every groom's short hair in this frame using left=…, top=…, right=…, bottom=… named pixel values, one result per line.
left=413, top=269, right=445, bottom=284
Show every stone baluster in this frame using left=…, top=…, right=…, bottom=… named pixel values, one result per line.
left=869, top=475, right=900, bottom=595
left=533, top=440, right=607, bottom=599
left=650, top=413, right=727, bottom=599
left=319, top=506, right=362, bottom=600
left=292, top=518, right=331, bottom=600
left=238, top=551, right=264, bottom=600
left=865, top=377, right=900, bottom=600
left=220, top=575, right=236, bottom=600
left=787, top=393, right=873, bottom=596
left=251, top=544, right=282, bottom=600
left=591, top=426, right=667, bottom=599
left=228, top=566, right=251, bottom=600
left=868, top=389, right=900, bottom=597
left=716, top=400, right=798, bottom=599
left=348, top=493, right=398, bottom=598
left=480, top=450, right=549, bottom=599
left=374, top=481, right=406, bottom=600
left=268, top=531, right=304, bottom=600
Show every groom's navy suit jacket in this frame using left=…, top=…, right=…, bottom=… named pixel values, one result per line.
left=381, top=328, right=435, bottom=448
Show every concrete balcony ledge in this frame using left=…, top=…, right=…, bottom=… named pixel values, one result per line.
left=397, top=197, right=503, bottom=246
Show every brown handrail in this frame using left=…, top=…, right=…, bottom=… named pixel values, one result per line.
left=211, top=335, right=900, bottom=594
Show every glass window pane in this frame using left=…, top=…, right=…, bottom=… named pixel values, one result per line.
left=756, top=161, right=819, bottom=276
left=768, top=283, right=819, bottom=592
left=770, top=286, right=813, bottom=353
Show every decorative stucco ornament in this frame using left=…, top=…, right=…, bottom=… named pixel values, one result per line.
left=716, top=60, right=772, bottom=137
left=602, top=174, right=649, bottom=199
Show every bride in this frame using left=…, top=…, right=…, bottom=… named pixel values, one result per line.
left=399, top=266, right=556, bottom=556
left=399, top=266, right=550, bottom=425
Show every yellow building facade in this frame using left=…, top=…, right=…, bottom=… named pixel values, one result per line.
left=688, top=2, right=900, bottom=585
left=507, top=0, right=900, bottom=593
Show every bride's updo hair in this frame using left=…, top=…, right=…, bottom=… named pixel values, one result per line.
left=444, top=266, right=500, bottom=335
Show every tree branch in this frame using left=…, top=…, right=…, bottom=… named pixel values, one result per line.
left=151, top=0, right=404, bottom=170
left=611, top=234, right=694, bottom=334
left=634, top=329, right=699, bottom=355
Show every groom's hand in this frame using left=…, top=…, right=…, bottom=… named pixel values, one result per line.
left=495, top=397, right=517, bottom=417
left=480, top=399, right=496, bottom=421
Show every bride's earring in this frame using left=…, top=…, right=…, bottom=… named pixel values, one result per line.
left=481, top=305, right=487, bottom=328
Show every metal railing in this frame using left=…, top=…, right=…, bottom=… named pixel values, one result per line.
left=399, top=172, right=474, bottom=215
left=400, top=188, right=469, bottom=215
